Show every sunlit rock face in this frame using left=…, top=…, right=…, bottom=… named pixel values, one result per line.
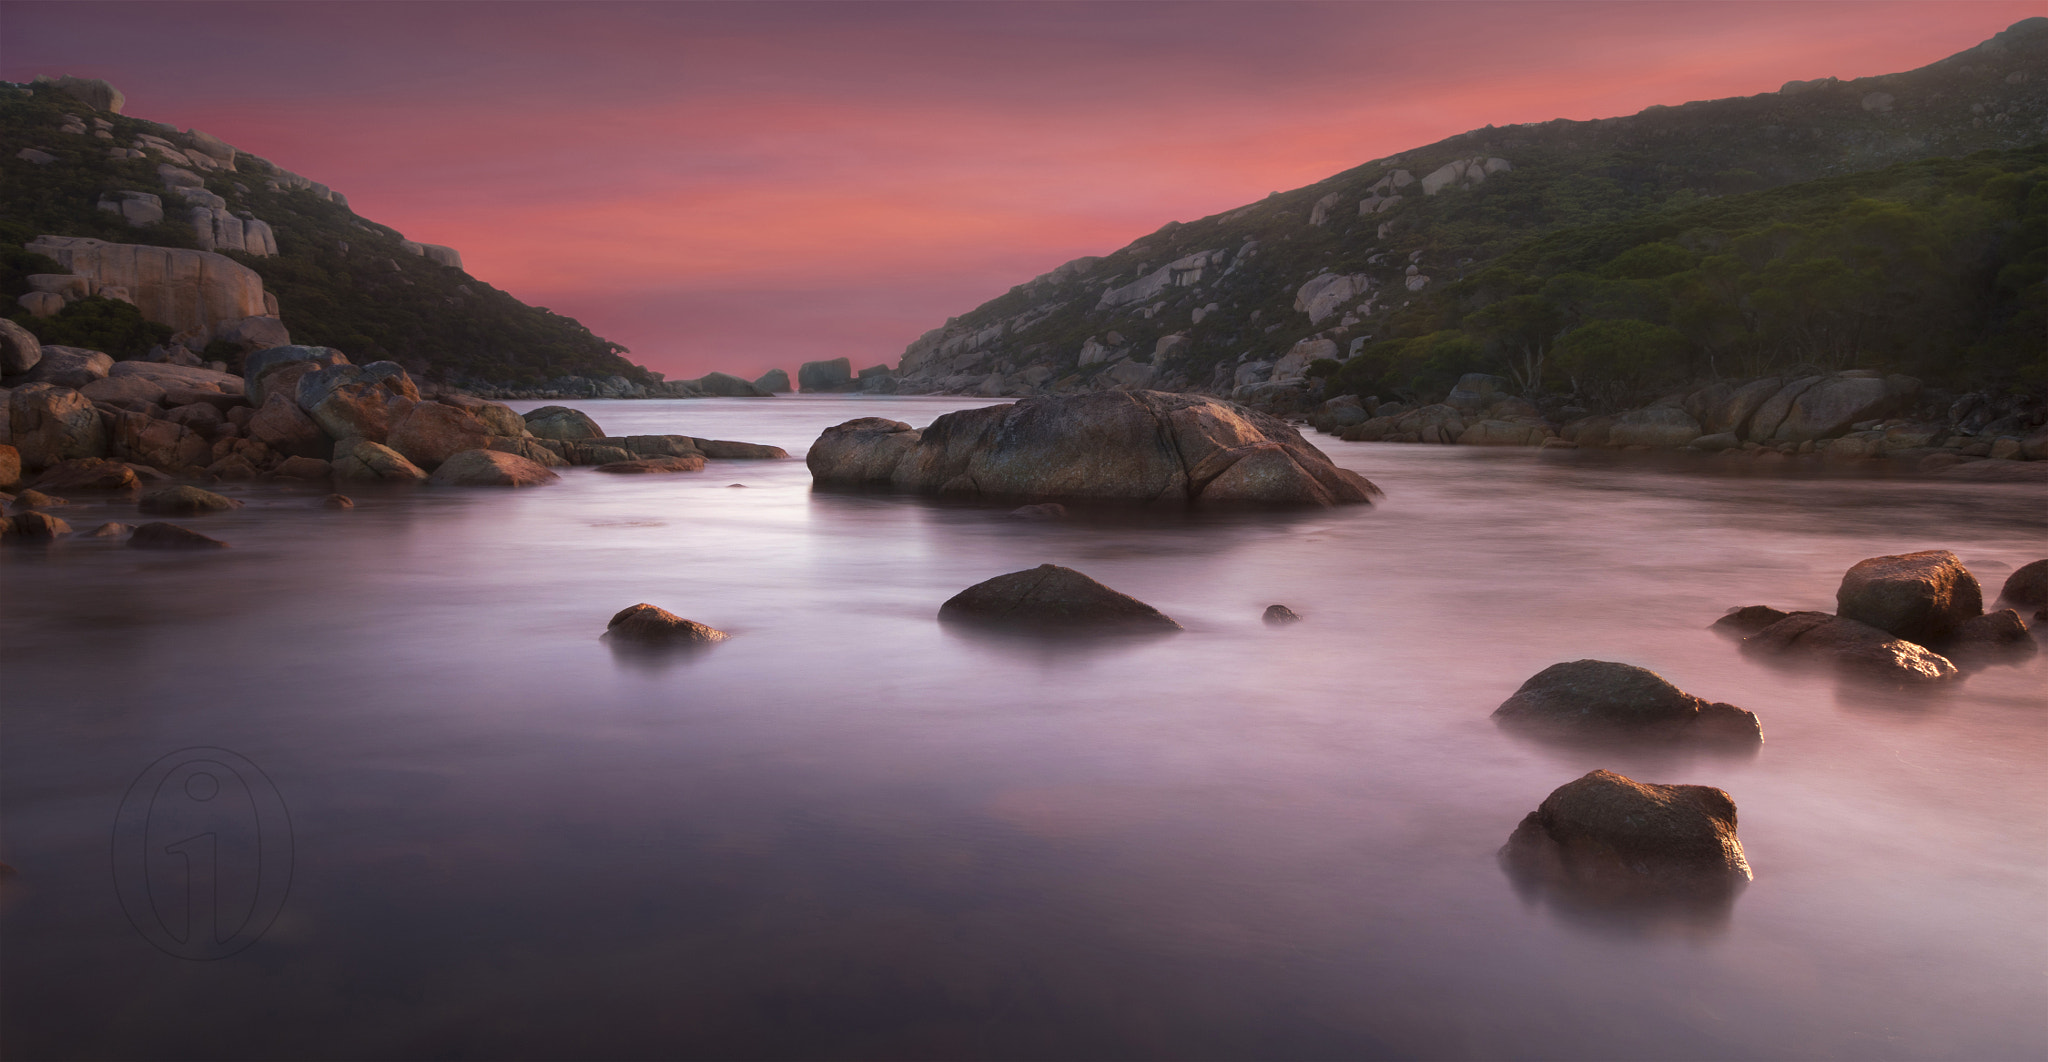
left=808, top=391, right=1381, bottom=507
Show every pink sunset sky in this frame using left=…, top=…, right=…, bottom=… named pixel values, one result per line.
left=0, top=1, right=2037, bottom=380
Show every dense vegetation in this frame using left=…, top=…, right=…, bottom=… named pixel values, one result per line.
left=0, top=81, right=652, bottom=385
left=1329, top=146, right=2048, bottom=405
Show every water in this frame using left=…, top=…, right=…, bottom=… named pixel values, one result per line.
left=3, top=395, right=2044, bottom=1060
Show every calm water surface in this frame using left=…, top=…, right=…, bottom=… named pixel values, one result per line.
left=3, top=395, right=2044, bottom=1060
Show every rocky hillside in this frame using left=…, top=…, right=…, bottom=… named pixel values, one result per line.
left=0, top=75, right=683, bottom=396
left=874, top=18, right=2048, bottom=404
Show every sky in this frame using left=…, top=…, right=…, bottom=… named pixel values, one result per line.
left=0, top=1, right=2038, bottom=380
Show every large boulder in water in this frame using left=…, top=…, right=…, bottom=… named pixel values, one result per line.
left=1493, top=660, right=1762, bottom=746
left=1501, top=770, right=1751, bottom=901
left=1997, top=560, right=2048, bottom=609
left=1835, top=550, right=1982, bottom=646
left=523, top=405, right=604, bottom=442
left=427, top=448, right=558, bottom=487
left=1742, top=611, right=1958, bottom=683
left=809, top=391, right=1380, bottom=507
left=939, top=563, right=1182, bottom=632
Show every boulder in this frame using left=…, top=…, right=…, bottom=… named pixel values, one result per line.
left=138, top=485, right=240, bottom=515
left=1946, top=609, right=2035, bottom=658
left=603, top=603, right=730, bottom=646
left=330, top=437, right=428, bottom=482
left=1444, top=373, right=1510, bottom=412
left=386, top=402, right=495, bottom=471
left=10, top=385, right=109, bottom=468
left=690, top=438, right=786, bottom=460
left=522, top=405, right=604, bottom=442
left=80, top=521, right=132, bottom=537
left=810, top=392, right=1380, bottom=507
left=23, top=237, right=268, bottom=341
left=1606, top=406, right=1701, bottom=449
left=426, top=449, right=559, bottom=487
left=106, top=361, right=243, bottom=394
left=0, top=443, right=17, bottom=490
left=106, top=410, right=191, bottom=469
left=1457, top=419, right=1554, bottom=446
left=798, top=358, right=856, bottom=393
left=129, top=521, right=228, bottom=550
left=1684, top=377, right=1782, bottom=436
left=1492, top=660, right=1762, bottom=745
left=247, top=393, right=332, bottom=459
left=42, top=75, right=124, bottom=113
left=434, top=395, right=526, bottom=438
left=1744, top=376, right=1824, bottom=442
left=1998, top=560, right=2048, bottom=608
left=1742, top=611, right=1959, bottom=683
left=296, top=362, right=418, bottom=442
left=483, top=437, right=568, bottom=468
left=1, top=511, right=72, bottom=540
left=79, top=374, right=168, bottom=411
left=13, top=489, right=64, bottom=509
left=21, top=346, right=114, bottom=389
left=30, top=457, right=138, bottom=493
left=1768, top=372, right=1918, bottom=443
left=1501, top=770, right=1750, bottom=899
left=593, top=456, right=707, bottom=474
left=0, top=319, right=41, bottom=376
left=1263, top=604, right=1302, bottom=626
left=211, top=316, right=291, bottom=353
left=939, top=563, right=1182, bottom=632
left=692, top=371, right=773, bottom=397
left=1835, top=550, right=1982, bottom=645
left=272, top=456, right=332, bottom=480
left=754, top=368, right=792, bottom=393
left=243, top=345, right=350, bottom=407
left=323, top=494, right=354, bottom=509
left=1711, top=605, right=1790, bottom=636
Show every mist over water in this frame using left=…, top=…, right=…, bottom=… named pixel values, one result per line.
left=4, top=395, right=2043, bottom=1060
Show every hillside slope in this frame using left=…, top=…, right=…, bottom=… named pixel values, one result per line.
left=879, top=18, right=2048, bottom=404
left=0, top=77, right=660, bottom=393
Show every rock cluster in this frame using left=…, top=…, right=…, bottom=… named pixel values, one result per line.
left=1727, top=550, right=2037, bottom=681
left=809, top=391, right=1379, bottom=507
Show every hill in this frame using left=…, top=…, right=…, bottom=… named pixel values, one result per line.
left=875, top=18, right=2048, bottom=406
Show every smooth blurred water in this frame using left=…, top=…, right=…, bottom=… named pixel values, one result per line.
left=3, top=395, right=2044, bottom=1060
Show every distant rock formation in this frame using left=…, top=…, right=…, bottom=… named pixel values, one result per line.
left=799, top=357, right=856, bottom=393
left=399, top=241, right=462, bottom=269
left=35, top=75, right=123, bottom=114
left=753, top=368, right=792, bottom=393
left=24, top=236, right=280, bottom=345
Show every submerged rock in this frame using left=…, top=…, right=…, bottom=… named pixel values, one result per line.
left=1008, top=503, right=1067, bottom=519
left=1711, top=605, right=1790, bottom=637
left=809, top=392, right=1380, bottom=507
left=139, top=485, right=241, bottom=514
left=1501, top=769, right=1751, bottom=901
left=1742, top=611, right=1958, bottom=683
left=1946, top=609, right=2035, bottom=658
left=939, top=563, right=1182, bottom=632
left=603, top=603, right=729, bottom=645
left=129, top=521, right=228, bottom=549
left=323, top=493, right=354, bottom=509
left=1835, top=550, right=1982, bottom=646
left=1492, top=660, right=1762, bottom=745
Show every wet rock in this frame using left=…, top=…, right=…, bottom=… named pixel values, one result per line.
left=323, top=493, right=354, bottom=509
left=13, top=488, right=65, bottom=509
left=483, top=436, right=568, bottom=468
left=0, top=444, right=19, bottom=490
left=1836, top=550, right=1983, bottom=645
left=330, top=437, right=428, bottom=482
left=812, top=392, right=1378, bottom=507
left=20, top=346, right=113, bottom=389
left=427, top=449, right=559, bottom=487
left=139, top=485, right=241, bottom=514
left=271, top=455, right=332, bottom=480
left=434, top=395, right=527, bottom=438
left=1008, top=503, right=1067, bottom=519
left=603, top=603, right=730, bottom=645
left=593, top=456, right=707, bottom=474
left=1501, top=770, right=1750, bottom=900
left=0, top=319, right=41, bottom=376
left=129, top=521, right=228, bottom=549
left=1711, top=605, right=1790, bottom=636
left=1742, top=611, right=1958, bottom=683
left=939, top=563, right=1182, bottom=632
left=1263, top=604, right=1302, bottom=625
left=1493, top=660, right=1762, bottom=745
left=1946, top=609, right=2035, bottom=658
left=1999, top=560, right=2048, bottom=609
left=2, top=511, right=72, bottom=540
left=10, top=384, right=109, bottom=468
left=295, top=362, right=417, bottom=441
left=692, top=438, right=789, bottom=460
left=522, top=405, right=605, bottom=442
left=80, top=521, right=132, bottom=537
left=31, top=457, right=137, bottom=493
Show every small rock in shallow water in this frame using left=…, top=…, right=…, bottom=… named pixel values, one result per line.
left=1501, top=769, right=1751, bottom=902
left=1711, top=605, right=1789, bottom=636
left=603, top=603, right=729, bottom=645
left=128, top=522, right=228, bottom=550
left=139, top=485, right=241, bottom=515
left=323, top=494, right=354, bottom=509
left=1999, top=560, right=2048, bottom=608
left=1008, top=503, right=1067, bottom=519
left=1742, top=611, right=1957, bottom=683
left=726, top=483, right=748, bottom=488
left=2, top=512, right=72, bottom=540
left=1946, top=609, right=2035, bottom=659
left=1493, top=659, right=1762, bottom=745
left=13, top=489, right=65, bottom=510
left=80, top=522, right=132, bottom=537
left=1263, top=604, right=1302, bottom=625
left=940, top=564, right=1182, bottom=632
